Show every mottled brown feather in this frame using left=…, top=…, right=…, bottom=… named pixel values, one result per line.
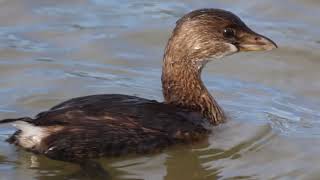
left=10, top=94, right=209, bottom=161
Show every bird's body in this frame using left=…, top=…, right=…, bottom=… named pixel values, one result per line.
left=0, top=9, right=277, bottom=164
left=7, top=94, right=209, bottom=162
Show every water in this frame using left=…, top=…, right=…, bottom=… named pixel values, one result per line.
left=0, top=0, right=320, bottom=179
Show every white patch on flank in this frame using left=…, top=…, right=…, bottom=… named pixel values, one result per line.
left=45, top=146, right=56, bottom=155
left=48, top=146, right=55, bottom=151
left=12, top=121, right=47, bottom=149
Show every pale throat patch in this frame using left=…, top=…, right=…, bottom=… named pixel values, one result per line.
left=194, top=43, right=238, bottom=70
left=210, top=43, right=238, bottom=59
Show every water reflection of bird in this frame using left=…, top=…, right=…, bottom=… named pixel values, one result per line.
left=0, top=8, right=276, bottom=168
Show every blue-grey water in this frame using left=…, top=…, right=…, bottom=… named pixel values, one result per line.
left=0, top=0, right=320, bottom=179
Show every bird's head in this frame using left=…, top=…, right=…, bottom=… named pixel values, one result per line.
left=164, top=9, right=277, bottom=67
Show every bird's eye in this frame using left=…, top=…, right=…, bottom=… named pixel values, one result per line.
left=223, top=28, right=235, bottom=38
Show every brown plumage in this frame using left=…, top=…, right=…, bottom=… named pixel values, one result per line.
left=0, top=9, right=277, bottom=162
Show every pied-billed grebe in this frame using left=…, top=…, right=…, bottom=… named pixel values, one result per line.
left=0, top=9, right=277, bottom=162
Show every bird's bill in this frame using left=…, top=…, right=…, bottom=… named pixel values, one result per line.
left=238, top=32, right=277, bottom=52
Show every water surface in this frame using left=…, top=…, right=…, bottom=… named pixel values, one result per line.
left=0, top=0, right=320, bottom=179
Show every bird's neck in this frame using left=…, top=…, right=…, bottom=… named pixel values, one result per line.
left=161, top=55, right=225, bottom=125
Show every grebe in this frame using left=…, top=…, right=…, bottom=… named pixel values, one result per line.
left=0, top=9, right=277, bottom=163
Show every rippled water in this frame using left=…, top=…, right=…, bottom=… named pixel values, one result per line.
left=0, top=0, right=320, bottom=179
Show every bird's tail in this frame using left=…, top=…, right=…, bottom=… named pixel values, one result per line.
left=0, top=117, right=33, bottom=124
left=0, top=117, right=40, bottom=146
